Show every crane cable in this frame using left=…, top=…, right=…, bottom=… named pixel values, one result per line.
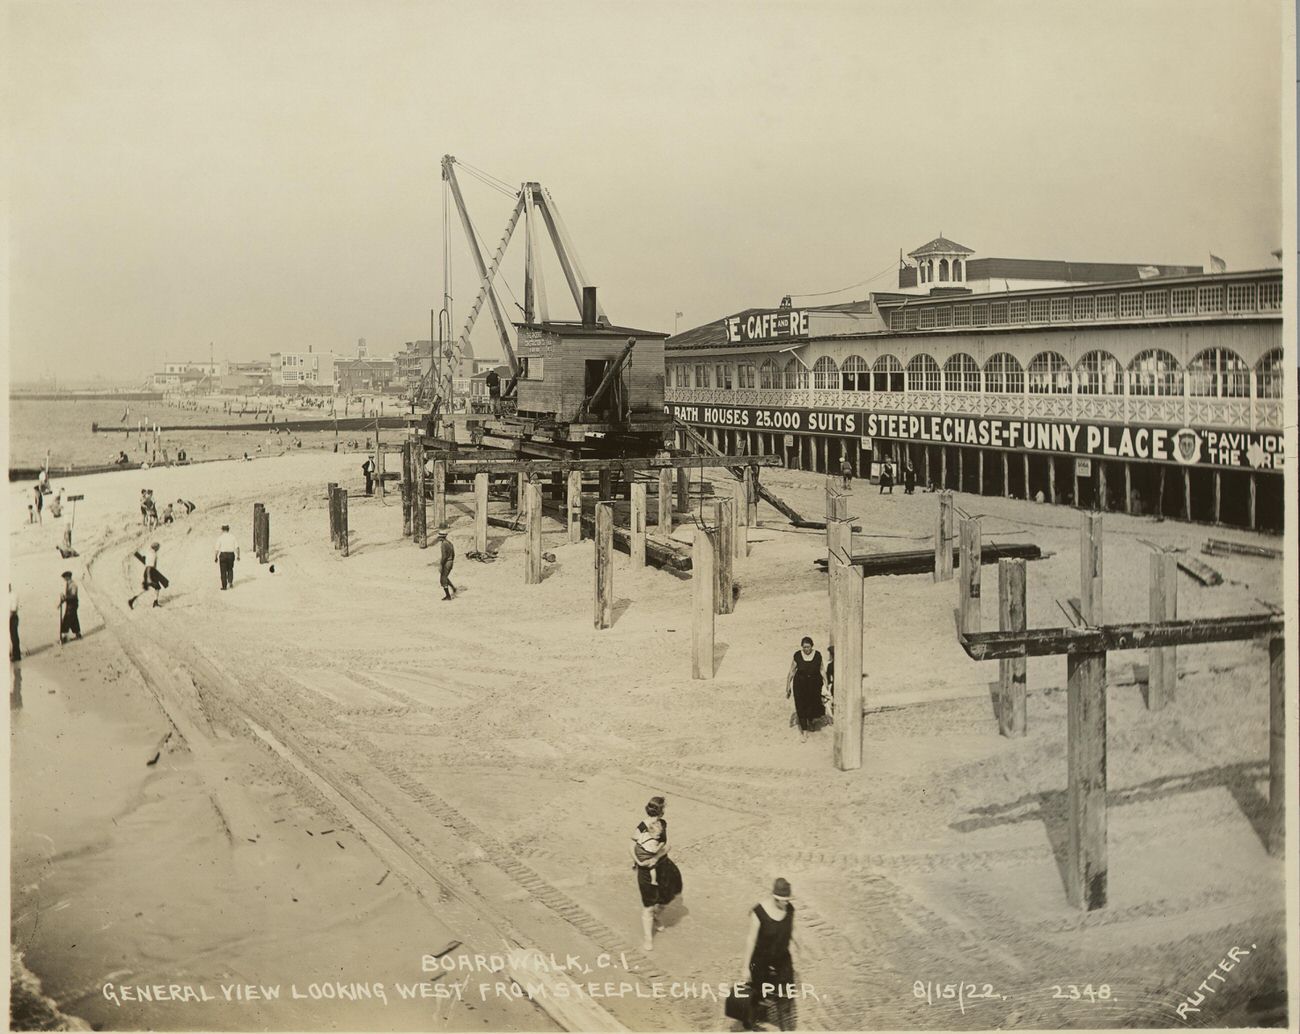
left=787, top=259, right=900, bottom=300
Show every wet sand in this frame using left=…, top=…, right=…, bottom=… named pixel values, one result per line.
left=8, top=452, right=1288, bottom=1030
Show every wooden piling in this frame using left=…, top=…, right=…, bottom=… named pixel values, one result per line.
left=328, top=482, right=340, bottom=547
left=826, top=516, right=852, bottom=649
left=1147, top=553, right=1177, bottom=709
left=1268, top=637, right=1284, bottom=856
left=692, top=528, right=716, bottom=679
left=731, top=481, right=745, bottom=559
left=400, top=444, right=412, bottom=537
left=594, top=501, right=614, bottom=629
left=567, top=469, right=583, bottom=543
left=253, top=502, right=265, bottom=559
left=413, top=448, right=427, bottom=548
left=1080, top=513, right=1103, bottom=624
left=997, top=558, right=1027, bottom=736
left=338, top=488, right=350, bottom=557
left=525, top=482, right=543, bottom=585
left=1066, top=648, right=1108, bottom=911
left=958, top=518, right=982, bottom=634
left=599, top=467, right=612, bottom=502
left=715, top=498, right=735, bottom=615
left=934, top=491, right=954, bottom=581
left=826, top=491, right=848, bottom=564
left=474, top=472, right=489, bottom=554
left=432, top=458, right=447, bottom=531
left=658, top=468, right=673, bottom=530
left=260, top=509, right=270, bottom=563
left=830, top=555, right=865, bottom=772
left=630, top=483, right=647, bottom=567
left=676, top=465, right=689, bottom=513
left=743, top=465, right=758, bottom=526
left=1048, top=456, right=1057, bottom=504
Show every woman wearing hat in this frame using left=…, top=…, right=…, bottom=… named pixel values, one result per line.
left=739, top=878, right=798, bottom=1031
left=629, top=796, right=683, bottom=951
left=57, top=571, right=81, bottom=642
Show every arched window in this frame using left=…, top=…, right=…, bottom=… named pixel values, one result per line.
left=955, top=259, right=964, bottom=282
left=840, top=354, right=869, bottom=391
left=812, top=356, right=840, bottom=390
left=1076, top=351, right=1124, bottom=395
left=1188, top=348, right=1250, bottom=398
left=760, top=358, right=781, bottom=389
left=873, top=354, right=904, bottom=393
left=1256, top=348, right=1285, bottom=399
left=943, top=353, right=981, bottom=393
left=783, top=358, right=808, bottom=390
left=984, top=353, right=1024, bottom=394
left=906, top=354, right=940, bottom=393
left=1028, top=351, right=1071, bottom=394
left=921, top=263, right=928, bottom=284
left=939, top=258, right=950, bottom=282
left=1129, top=349, right=1182, bottom=397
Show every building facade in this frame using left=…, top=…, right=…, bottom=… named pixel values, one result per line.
left=335, top=357, right=399, bottom=395
left=270, top=350, right=337, bottom=391
left=665, top=259, right=1284, bottom=531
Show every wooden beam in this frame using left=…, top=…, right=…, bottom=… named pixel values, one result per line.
left=427, top=454, right=785, bottom=476
left=934, top=491, right=954, bottom=582
left=594, top=501, right=614, bottom=629
left=474, top=473, right=489, bottom=553
left=998, top=558, right=1027, bottom=737
left=831, top=555, right=864, bottom=771
left=958, top=614, right=1284, bottom=660
left=1067, top=648, right=1108, bottom=911
left=630, top=483, right=647, bottom=567
left=826, top=518, right=852, bottom=649
left=817, top=541, right=1043, bottom=577
left=958, top=518, right=982, bottom=635
left=715, top=498, right=735, bottom=615
left=567, top=469, right=583, bottom=543
left=692, top=528, right=715, bottom=679
left=1147, top=553, right=1176, bottom=710
left=1177, top=556, right=1223, bottom=586
left=524, top=482, right=543, bottom=584
left=1080, top=513, right=1102, bottom=624
left=826, top=491, right=848, bottom=564
left=1268, top=637, right=1285, bottom=856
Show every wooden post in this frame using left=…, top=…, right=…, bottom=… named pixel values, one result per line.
left=1212, top=470, right=1221, bottom=524
left=1097, top=461, right=1107, bottom=512
left=940, top=447, right=947, bottom=490
left=261, top=509, right=270, bottom=563
left=525, top=482, right=543, bottom=584
left=567, top=469, right=583, bottom=543
left=714, top=498, right=734, bottom=615
left=400, top=443, right=412, bottom=536
left=827, top=491, right=848, bottom=564
left=743, top=465, right=758, bottom=525
left=922, top=446, right=930, bottom=488
left=1248, top=473, right=1257, bottom=529
left=826, top=516, right=852, bottom=650
left=934, top=491, right=954, bottom=582
left=516, top=471, right=528, bottom=514
left=338, top=488, right=350, bottom=558
left=1182, top=468, right=1192, bottom=521
left=253, top=502, right=265, bottom=559
left=676, top=465, right=689, bottom=513
left=594, top=501, right=614, bottom=629
left=474, top=472, right=489, bottom=553
left=1123, top=462, right=1132, bottom=514
left=328, top=482, right=340, bottom=547
left=997, top=558, right=1027, bottom=737
left=1001, top=452, right=1009, bottom=497
left=1268, top=637, right=1285, bottom=856
left=599, top=467, right=612, bottom=502
left=692, top=528, right=715, bottom=680
left=1048, top=456, right=1057, bottom=504
left=1022, top=453, right=1030, bottom=500
left=630, top=483, right=647, bottom=567
left=414, top=448, right=427, bottom=549
left=432, top=458, right=447, bottom=531
left=1066, top=648, right=1108, bottom=911
left=958, top=518, right=982, bottom=634
left=830, top=555, right=865, bottom=771
left=1147, top=553, right=1177, bottom=710
left=957, top=448, right=964, bottom=492
left=658, top=468, right=672, bottom=530
left=376, top=438, right=386, bottom=500
left=730, top=481, right=745, bottom=559
left=1080, top=513, right=1103, bottom=624
left=977, top=450, right=985, bottom=495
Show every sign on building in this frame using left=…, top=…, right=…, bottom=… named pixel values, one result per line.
left=725, top=308, right=809, bottom=344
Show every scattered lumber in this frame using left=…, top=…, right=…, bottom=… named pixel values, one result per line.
left=1177, top=556, right=1223, bottom=587
left=958, top=614, right=1283, bottom=661
left=1203, top=538, right=1282, bottom=561
left=814, top=541, right=1042, bottom=577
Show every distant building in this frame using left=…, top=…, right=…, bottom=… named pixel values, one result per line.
left=396, top=338, right=479, bottom=394
left=271, top=350, right=337, bottom=391
left=163, top=359, right=227, bottom=377
left=335, top=357, right=399, bottom=395
left=222, top=360, right=272, bottom=393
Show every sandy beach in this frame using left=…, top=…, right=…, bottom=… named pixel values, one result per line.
left=9, top=450, right=1287, bottom=1030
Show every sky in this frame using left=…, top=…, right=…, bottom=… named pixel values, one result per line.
left=4, top=0, right=1288, bottom=382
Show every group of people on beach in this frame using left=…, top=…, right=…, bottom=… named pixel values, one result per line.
left=629, top=795, right=799, bottom=1030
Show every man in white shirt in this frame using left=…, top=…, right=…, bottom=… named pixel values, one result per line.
left=214, top=525, right=241, bottom=590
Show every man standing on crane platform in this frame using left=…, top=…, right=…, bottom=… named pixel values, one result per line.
left=485, top=367, right=501, bottom=417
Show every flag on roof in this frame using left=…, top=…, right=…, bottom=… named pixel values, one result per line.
left=1209, top=254, right=1227, bottom=273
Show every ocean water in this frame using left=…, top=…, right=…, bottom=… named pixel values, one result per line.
left=7, top=398, right=383, bottom=471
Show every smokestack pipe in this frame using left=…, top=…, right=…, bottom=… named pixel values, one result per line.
left=582, top=286, right=597, bottom=328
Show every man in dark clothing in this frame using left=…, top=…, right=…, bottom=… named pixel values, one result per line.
left=434, top=526, right=456, bottom=600
left=879, top=462, right=894, bottom=494
left=903, top=463, right=917, bottom=495
left=10, top=584, right=21, bottom=661
left=362, top=456, right=376, bottom=496
left=485, top=368, right=501, bottom=416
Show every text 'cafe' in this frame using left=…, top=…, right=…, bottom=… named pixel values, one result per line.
left=663, top=260, right=1285, bottom=530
